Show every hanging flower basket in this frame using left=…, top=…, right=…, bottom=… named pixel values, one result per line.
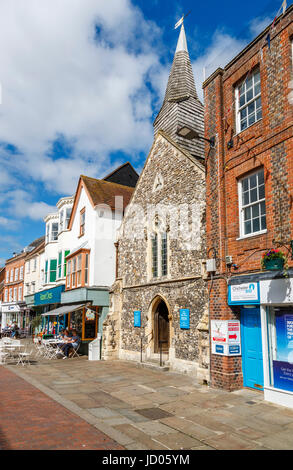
left=261, top=249, right=286, bottom=271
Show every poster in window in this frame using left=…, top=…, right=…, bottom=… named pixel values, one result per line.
left=273, top=312, right=293, bottom=392
left=85, top=309, right=95, bottom=321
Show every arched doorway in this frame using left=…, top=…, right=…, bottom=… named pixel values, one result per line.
left=153, top=299, right=170, bottom=354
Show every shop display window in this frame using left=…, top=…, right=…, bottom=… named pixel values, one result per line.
left=267, top=306, right=293, bottom=392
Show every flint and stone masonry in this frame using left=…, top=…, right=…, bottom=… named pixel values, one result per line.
left=102, top=132, right=209, bottom=380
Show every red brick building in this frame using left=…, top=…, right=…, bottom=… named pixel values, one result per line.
left=203, top=6, right=293, bottom=407
left=0, top=267, right=5, bottom=302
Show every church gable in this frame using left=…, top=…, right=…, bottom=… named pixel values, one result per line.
left=125, top=132, right=204, bottom=209
left=118, top=132, right=206, bottom=287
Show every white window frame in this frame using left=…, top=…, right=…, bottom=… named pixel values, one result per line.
left=10, top=269, right=14, bottom=283
left=4, top=289, right=8, bottom=302
left=238, top=169, right=267, bottom=239
left=15, top=268, right=19, bottom=281
left=235, top=68, right=262, bottom=134
left=50, top=222, right=59, bottom=242
left=18, top=286, right=22, bottom=302
left=20, top=266, right=24, bottom=280
left=6, top=270, right=9, bottom=283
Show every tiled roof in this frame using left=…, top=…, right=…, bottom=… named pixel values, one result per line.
left=81, top=176, right=134, bottom=210
left=153, top=25, right=204, bottom=160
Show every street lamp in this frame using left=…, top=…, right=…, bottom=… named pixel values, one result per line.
left=176, top=126, right=215, bottom=147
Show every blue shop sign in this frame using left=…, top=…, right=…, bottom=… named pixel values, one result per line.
left=34, top=285, right=65, bottom=306
left=216, top=345, right=224, bottom=354
left=134, top=311, right=141, bottom=328
left=228, top=282, right=260, bottom=305
left=180, top=309, right=190, bottom=329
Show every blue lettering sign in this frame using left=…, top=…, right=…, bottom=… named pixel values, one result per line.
left=216, top=345, right=224, bottom=354
left=134, top=311, right=141, bottom=328
left=180, top=309, right=190, bottom=329
left=229, top=345, right=240, bottom=355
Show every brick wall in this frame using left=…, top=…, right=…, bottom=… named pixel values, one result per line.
left=203, top=7, right=293, bottom=390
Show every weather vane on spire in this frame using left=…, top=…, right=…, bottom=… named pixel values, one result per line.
left=174, top=11, right=191, bottom=30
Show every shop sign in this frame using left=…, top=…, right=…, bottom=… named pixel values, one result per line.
left=261, top=279, right=293, bottom=304
left=180, top=309, right=190, bottom=329
left=134, top=311, right=141, bottom=328
left=228, top=282, right=260, bottom=305
left=2, top=304, right=20, bottom=313
left=211, top=320, right=241, bottom=356
left=34, top=285, right=65, bottom=306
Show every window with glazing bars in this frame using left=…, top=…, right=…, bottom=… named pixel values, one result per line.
left=152, top=234, right=158, bottom=278
left=161, top=232, right=168, bottom=276
left=237, top=68, right=262, bottom=132
left=239, top=169, right=266, bottom=237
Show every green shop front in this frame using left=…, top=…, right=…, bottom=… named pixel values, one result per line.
left=37, top=286, right=109, bottom=354
left=31, top=285, right=65, bottom=335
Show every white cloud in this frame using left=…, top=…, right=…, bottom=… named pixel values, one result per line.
left=5, top=190, right=56, bottom=221
left=0, top=0, right=163, bottom=196
left=0, top=216, right=19, bottom=230
left=249, top=16, right=272, bottom=37
left=192, top=30, right=248, bottom=102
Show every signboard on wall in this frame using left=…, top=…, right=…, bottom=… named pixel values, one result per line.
left=228, top=283, right=260, bottom=305
left=211, top=320, right=241, bottom=356
left=134, top=311, right=141, bottom=328
left=34, top=285, right=65, bottom=306
left=180, top=309, right=190, bottom=329
left=261, top=279, right=293, bottom=304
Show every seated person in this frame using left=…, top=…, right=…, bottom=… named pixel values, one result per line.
left=57, top=328, right=65, bottom=340
left=11, top=323, right=19, bottom=338
left=61, top=329, right=81, bottom=358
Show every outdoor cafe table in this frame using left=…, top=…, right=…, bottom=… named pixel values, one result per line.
left=3, top=344, right=25, bottom=359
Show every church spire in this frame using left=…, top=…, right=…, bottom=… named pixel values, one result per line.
left=153, top=24, right=204, bottom=160
left=175, top=24, right=188, bottom=53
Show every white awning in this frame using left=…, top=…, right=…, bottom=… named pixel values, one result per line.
left=41, top=304, right=86, bottom=317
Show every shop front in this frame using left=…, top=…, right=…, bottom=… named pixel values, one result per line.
left=228, top=273, right=293, bottom=409
left=1, top=303, right=23, bottom=330
left=41, top=304, right=100, bottom=354
left=228, top=280, right=263, bottom=391
left=260, top=277, right=293, bottom=408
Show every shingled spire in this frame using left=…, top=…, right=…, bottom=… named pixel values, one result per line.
left=154, top=24, right=204, bottom=160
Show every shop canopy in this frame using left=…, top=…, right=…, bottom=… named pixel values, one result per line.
left=41, top=304, right=86, bottom=317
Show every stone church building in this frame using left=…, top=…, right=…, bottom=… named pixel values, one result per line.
left=102, top=25, right=209, bottom=382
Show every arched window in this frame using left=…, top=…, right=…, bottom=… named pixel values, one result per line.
left=161, top=232, right=168, bottom=276
left=150, top=229, right=168, bottom=279
left=151, top=233, right=158, bottom=278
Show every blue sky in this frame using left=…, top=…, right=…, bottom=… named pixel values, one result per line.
left=0, top=0, right=291, bottom=264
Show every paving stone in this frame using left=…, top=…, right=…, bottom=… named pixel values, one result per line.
left=203, top=432, right=255, bottom=450
left=159, top=416, right=219, bottom=440
left=118, top=409, right=150, bottom=423
left=154, top=432, right=203, bottom=450
left=255, top=430, right=293, bottom=450
left=88, top=407, right=120, bottom=419
left=234, top=427, right=267, bottom=440
left=114, top=424, right=170, bottom=450
left=134, top=421, right=178, bottom=436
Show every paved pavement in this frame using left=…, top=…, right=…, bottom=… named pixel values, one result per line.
left=3, top=342, right=293, bottom=450
left=0, top=366, right=123, bottom=450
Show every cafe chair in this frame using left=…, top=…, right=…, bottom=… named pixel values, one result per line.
left=69, top=342, right=81, bottom=359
